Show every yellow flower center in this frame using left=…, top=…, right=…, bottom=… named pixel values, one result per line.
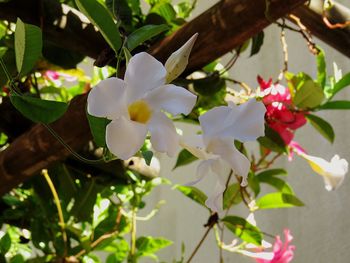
left=128, top=100, right=152, bottom=124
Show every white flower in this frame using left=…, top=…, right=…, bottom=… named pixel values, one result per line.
left=182, top=99, right=266, bottom=212
left=165, top=33, right=198, bottom=83
left=302, top=153, right=348, bottom=191
left=87, top=52, right=197, bottom=160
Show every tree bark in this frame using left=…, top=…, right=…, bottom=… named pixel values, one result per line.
left=292, top=0, right=350, bottom=58
left=0, top=0, right=314, bottom=196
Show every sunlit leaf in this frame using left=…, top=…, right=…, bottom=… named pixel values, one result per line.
left=222, top=216, right=262, bottom=245
left=175, top=185, right=207, bottom=208
left=319, top=100, right=350, bottom=110
left=15, top=18, right=42, bottom=76
left=256, top=192, right=304, bottom=209
left=76, top=0, right=121, bottom=52
left=316, top=47, right=326, bottom=89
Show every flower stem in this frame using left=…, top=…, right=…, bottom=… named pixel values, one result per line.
left=128, top=207, right=137, bottom=263
left=42, top=169, right=68, bottom=256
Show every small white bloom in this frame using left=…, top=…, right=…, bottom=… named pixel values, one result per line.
left=302, top=153, right=348, bottom=191
left=87, top=52, right=197, bottom=160
left=182, top=99, right=266, bottom=212
left=165, top=33, right=198, bottom=83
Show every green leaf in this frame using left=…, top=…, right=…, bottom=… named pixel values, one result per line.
left=316, top=47, right=326, bottom=89
left=106, top=0, right=133, bottom=26
left=193, top=74, right=226, bottom=96
left=71, top=180, right=101, bottom=221
left=256, top=192, right=304, bottom=209
left=293, top=79, right=324, bottom=109
left=0, top=233, right=11, bottom=254
left=250, top=31, right=264, bottom=57
left=223, top=183, right=242, bottom=209
left=10, top=94, right=68, bottom=124
left=150, top=2, right=176, bottom=23
left=175, top=185, right=207, bottom=208
left=258, top=176, right=294, bottom=194
left=306, top=114, right=335, bottom=143
left=0, top=49, right=17, bottom=86
left=136, top=236, right=172, bottom=259
left=126, top=24, right=169, bottom=51
left=173, top=149, right=198, bottom=169
left=255, top=169, right=287, bottom=179
left=105, top=239, right=129, bottom=263
left=87, top=114, right=110, bottom=147
left=257, top=125, right=287, bottom=153
left=319, top=100, right=350, bottom=110
left=142, top=150, right=153, bottom=166
left=0, top=47, right=7, bottom=58
left=222, top=216, right=262, bottom=245
left=9, top=255, right=25, bottom=263
left=332, top=72, right=350, bottom=98
left=15, top=18, right=42, bottom=76
left=248, top=172, right=260, bottom=197
left=76, top=0, right=121, bottom=52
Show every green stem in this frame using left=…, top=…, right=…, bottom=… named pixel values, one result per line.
left=128, top=207, right=137, bottom=263
left=44, top=124, right=106, bottom=165
left=42, top=169, right=68, bottom=257
left=0, top=57, right=21, bottom=95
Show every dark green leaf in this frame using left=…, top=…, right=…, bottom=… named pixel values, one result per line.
left=256, top=192, right=304, bottom=209
left=10, top=94, right=68, bottom=124
left=223, top=183, right=242, bottom=209
left=173, top=149, right=198, bottom=169
left=193, top=74, right=226, bottom=96
left=43, top=42, right=85, bottom=69
left=332, top=72, right=350, bottom=98
left=0, top=49, right=17, bottom=86
left=306, top=114, right=335, bottom=143
left=87, top=114, right=110, bottom=147
left=175, top=185, right=207, bottom=208
left=136, top=236, right=172, bottom=259
left=255, top=169, right=287, bottom=179
left=319, top=100, right=350, bottom=110
left=316, top=47, right=326, bottom=89
left=71, top=180, right=101, bottom=221
left=9, top=254, right=25, bottom=263
left=15, top=18, right=42, bottom=76
left=126, top=24, right=169, bottom=51
left=76, top=0, right=121, bottom=52
left=222, top=216, right=262, bottom=245
left=248, top=172, right=260, bottom=197
left=250, top=31, right=264, bottom=57
left=0, top=233, right=11, bottom=254
left=141, top=150, right=153, bottom=166
left=258, top=125, right=287, bottom=153
left=106, top=0, right=133, bottom=26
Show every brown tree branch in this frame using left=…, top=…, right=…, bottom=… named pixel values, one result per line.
left=292, top=0, right=350, bottom=58
left=0, top=0, right=308, bottom=196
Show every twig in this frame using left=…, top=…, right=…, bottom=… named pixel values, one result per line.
left=42, top=169, right=68, bottom=257
left=277, top=19, right=288, bottom=82
left=186, top=213, right=218, bottom=263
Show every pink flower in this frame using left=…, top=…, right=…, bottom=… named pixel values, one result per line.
left=256, top=229, right=295, bottom=263
left=258, top=76, right=307, bottom=145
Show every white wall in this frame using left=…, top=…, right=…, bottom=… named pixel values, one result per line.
left=137, top=0, right=350, bottom=262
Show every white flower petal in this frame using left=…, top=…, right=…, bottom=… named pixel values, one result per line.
left=303, top=154, right=348, bottom=191
left=205, top=170, right=227, bottom=212
left=124, top=52, right=166, bottom=103
left=87, top=77, right=127, bottom=119
left=186, top=159, right=212, bottom=186
left=207, top=138, right=250, bottom=185
left=180, top=134, right=217, bottom=160
left=145, top=84, right=197, bottom=115
left=199, top=106, right=233, bottom=138
left=148, top=112, right=179, bottom=157
left=222, top=99, right=266, bottom=142
left=106, top=117, right=147, bottom=160
left=165, top=33, right=198, bottom=83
